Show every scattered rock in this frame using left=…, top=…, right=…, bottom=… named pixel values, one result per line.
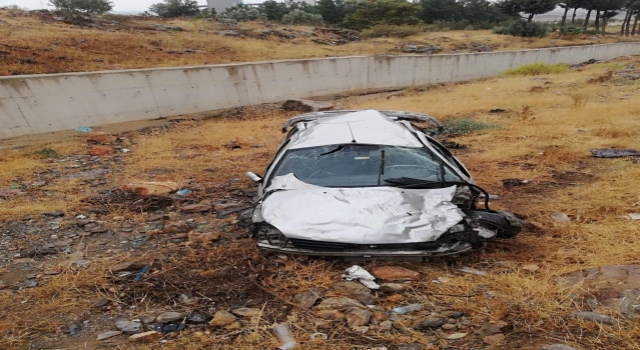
left=115, top=320, right=142, bottom=333
left=0, top=280, right=7, bottom=289
left=186, top=311, right=212, bottom=324
left=543, top=344, right=578, bottom=350
left=282, top=99, right=334, bottom=112
left=372, top=266, right=420, bottom=281
left=71, top=259, right=91, bottom=269
left=218, top=30, right=240, bottom=37
left=21, top=244, right=58, bottom=257
left=231, top=307, right=262, bottom=317
left=88, top=146, right=114, bottom=156
left=441, top=323, right=457, bottom=330
left=224, top=321, right=242, bottom=330
left=139, top=314, right=157, bottom=324
left=93, top=299, right=111, bottom=308
left=294, top=288, right=323, bottom=309
left=43, top=211, right=65, bottom=217
left=378, top=320, right=393, bottom=332
left=346, top=308, right=373, bottom=328
left=379, top=283, right=411, bottom=293
left=458, top=267, right=488, bottom=276
left=155, top=312, right=183, bottom=323
left=522, top=264, right=540, bottom=272
left=128, top=331, right=162, bottom=342
left=121, top=181, right=179, bottom=196
left=315, top=309, right=345, bottom=320
left=97, top=330, right=122, bottom=340
left=315, top=297, right=367, bottom=311
left=187, top=232, right=220, bottom=243
left=209, top=310, right=236, bottom=327
left=591, top=148, right=640, bottom=158
left=331, top=281, right=376, bottom=304
left=572, top=311, right=617, bottom=325
left=401, top=44, right=442, bottom=54
left=149, top=23, right=183, bottom=31
left=111, top=261, right=135, bottom=272
left=180, top=203, right=212, bottom=213
left=550, top=212, right=570, bottom=222
left=24, top=279, right=37, bottom=288
left=415, top=316, right=445, bottom=329
left=0, top=188, right=26, bottom=199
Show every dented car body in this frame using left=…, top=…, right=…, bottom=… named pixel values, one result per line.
left=245, top=110, right=522, bottom=258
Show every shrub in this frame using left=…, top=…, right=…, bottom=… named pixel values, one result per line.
left=281, top=9, right=323, bottom=25
left=493, top=20, right=548, bottom=38
left=361, top=24, right=422, bottom=38
left=220, top=6, right=267, bottom=22
left=504, top=63, right=569, bottom=76
left=50, top=0, right=113, bottom=24
left=148, top=0, right=200, bottom=18
left=437, top=119, right=500, bottom=137
left=558, top=25, right=583, bottom=36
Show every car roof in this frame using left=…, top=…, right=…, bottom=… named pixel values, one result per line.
left=287, top=110, right=425, bottom=149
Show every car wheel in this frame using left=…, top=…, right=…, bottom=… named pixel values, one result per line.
left=463, top=210, right=523, bottom=239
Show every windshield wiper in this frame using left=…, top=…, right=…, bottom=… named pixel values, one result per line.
left=318, top=145, right=344, bottom=157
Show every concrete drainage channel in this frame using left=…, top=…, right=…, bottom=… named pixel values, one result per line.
left=1, top=43, right=640, bottom=140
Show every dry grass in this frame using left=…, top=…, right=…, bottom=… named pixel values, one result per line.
left=0, top=57, right=639, bottom=349
left=0, top=9, right=638, bottom=75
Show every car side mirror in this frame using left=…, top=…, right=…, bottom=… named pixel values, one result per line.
left=246, top=172, right=263, bottom=182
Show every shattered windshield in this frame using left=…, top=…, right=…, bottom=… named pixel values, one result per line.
left=270, top=144, right=462, bottom=187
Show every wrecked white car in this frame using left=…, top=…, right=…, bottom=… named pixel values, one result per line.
left=244, top=110, right=522, bottom=258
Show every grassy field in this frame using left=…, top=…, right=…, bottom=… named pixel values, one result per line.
left=0, top=8, right=638, bottom=75
left=0, top=57, right=639, bottom=349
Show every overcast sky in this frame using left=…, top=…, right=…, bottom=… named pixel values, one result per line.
left=5, top=0, right=208, bottom=12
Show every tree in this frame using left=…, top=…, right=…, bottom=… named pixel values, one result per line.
left=498, top=0, right=558, bottom=22
left=341, top=0, right=422, bottom=29
left=559, top=0, right=580, bottom=26
left=148, top=0, right=200, bottom=18
left=49, top=0, right=113, bottom=22
left=419, top=0, right=464, bottom=23
left=259, top=0, right=291, bottom=21
left=220, top=5, right=267, bottom=22
left=316, top=0, right=344, bottom=24
left=590, top=0, right=626, bottom=33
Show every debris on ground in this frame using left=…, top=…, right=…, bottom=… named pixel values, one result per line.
left=400, top=44, right=443, bottom=54
left=550, top=212, right=570, bottom=223
left=121, top=181, right=180, bottom=196
left=591, top=148, right=640, bottom=158
left=572, top=311, right=617, bottom=325
left=457, top=267, right=488, bottom=276
left=625, top=213, right=640, bottom=220
left=343, top=265, right=379, bottom=289
left=274, top=323, right=298, bottom=350
left=311, top=28, right=359, bottom=45
left=282, top=99, right=335, bottom=112
left=371, top=266, right=420, bottom=281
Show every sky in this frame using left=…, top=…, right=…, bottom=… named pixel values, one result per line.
left=4, top=0, right=208, bottom=12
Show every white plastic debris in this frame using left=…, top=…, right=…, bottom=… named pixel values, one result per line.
left=75, top=214, right=87, bottom=219
left=458, top=267, right=488, bottom=276
left=274, top=323, right=298, bottom=350
left=625, top=213, right=640, bottom=220
left=342, top=265, right=380, bottom=289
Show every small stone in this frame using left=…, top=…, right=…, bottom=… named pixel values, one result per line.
left=53, top=239, right=73, bottom=247
left=97, top=330, right=122, bottom=340
left=372, top=310, right=388, bottom=322
left=351, top=325, right=369, bottom=333
left=543, top=344, right=578, bottom=350
left=331, top=281, right=376, bottom=304
left=111, top=262, right=135, bottom=272
left=294, top=288, right=323, bottom=309
left=155, top=311, right=183, bottom=323
left=415, top=317, right=445, bottom=329
left=483, top=333, right=505, bottom=344
left=0, top=280, right=7, bottom=289
left=315, top=297, right=366, bottom=311
left=378, top=320, right=393, bottom=332
left=24, top=279, right=37, bottom=288
left=93, top=299, right=111, bottom=308
left=315, top=309, right=346, bottom=320
left=43, top=211, right=65, bottom=218
left=372, top=266, right=420, bottom=281
left=386, top=294, right=405, bottom=303
left=379, top=283, right=410, bottom=293
left=209, top=310, right=236, bottom=327
left=186, top=311, right=212, bottom=324
left=128, top=331, right=161, bottom=342
left=71, top=259, right=91, bottom=269
left=572, top=311, right=616, bottom=325
left=346, top=308, right=372, bottom=328
left=44, top=270, right=61, bottom=275
left=139, top=314, right=156, bottom=324
left=187, top=232, right=220, bottom=243
left=115, top=320, right=142, bottom=333
left=231, top=307, right=262, bottom=317
left=550, top=212, right=570, bottom=222
left=224, top=321, right=242, bottom=330
left=442, top=323, right=457, bottom=330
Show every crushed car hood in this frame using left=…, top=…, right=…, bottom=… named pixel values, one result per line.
left=259, top=174, right=465, bottom=244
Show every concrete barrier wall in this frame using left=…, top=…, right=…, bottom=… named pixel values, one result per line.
left=2, top=42, right=640, bottom=139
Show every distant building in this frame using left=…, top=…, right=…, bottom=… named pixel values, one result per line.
left=206, top=0, right=242, bottom=14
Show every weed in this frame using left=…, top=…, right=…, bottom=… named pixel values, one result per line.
left=514, top=105, right=534, bottom=120
left=569, top=93, right=587, bottom=108
left=528, top=86, right=547, bottom=93
left=588, top=70, right=613, bottom=83
left=504, top=63, right=569, bottom=76
left=33, top=148, right=60, bottom=159
left=437, top=118, right=500, bottom=137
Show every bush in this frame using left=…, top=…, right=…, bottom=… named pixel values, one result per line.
left=558, top=25, right=583, bottom=36
left=149, top=0, right=199, bottom=18
left=493, top=20, right=548, bottom=38
left=281, top=9, right=323, bottom=25
left=50, top=0, right=113, bottom=24
left=361, top=24, right=422, bottom=38
left=437, top=119, right=499, bottom=137
left=504, top=63, right=569, bottom=76
left=220, top=6, right=267, bottom=22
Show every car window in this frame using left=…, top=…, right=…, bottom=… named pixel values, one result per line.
left=269, top=144, right=461, bottom=187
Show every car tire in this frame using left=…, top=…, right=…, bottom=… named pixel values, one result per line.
left=463, top=210, right=523, bottom=239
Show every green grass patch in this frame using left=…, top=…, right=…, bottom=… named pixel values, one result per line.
left=504, top=63, right=569, bottom=76
left=436, top=119, right=500, bottom=137
left=33, top=148, right=61, bottom=159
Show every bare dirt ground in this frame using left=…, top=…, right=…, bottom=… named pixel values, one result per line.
left=0, top=8, right=638, bottom=76
left=0, top=57, right=640, bottom=350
